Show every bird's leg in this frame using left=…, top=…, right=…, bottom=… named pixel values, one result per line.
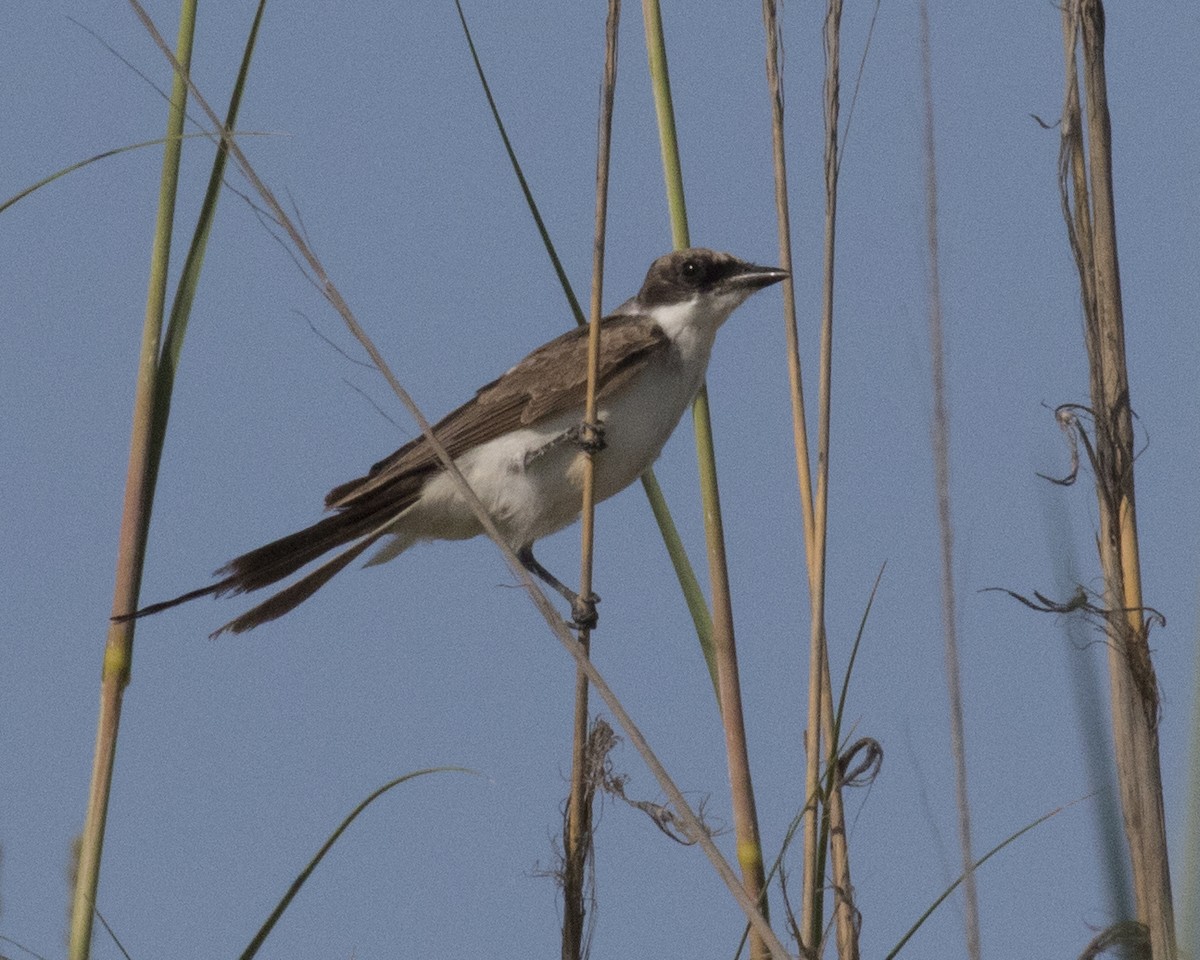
left=522, top=418, right=606, bottom=468
left=517, top=545, right=600, bottom=629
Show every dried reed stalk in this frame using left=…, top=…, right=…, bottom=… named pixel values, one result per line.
left=1058, top=2, right=1176, bottom=956
left=563, top=3, right=621, bottom=956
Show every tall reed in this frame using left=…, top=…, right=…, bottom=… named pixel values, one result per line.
left=1057, top=1, right=1177, bottom=955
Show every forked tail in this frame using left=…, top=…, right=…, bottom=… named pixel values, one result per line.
left=112, top=499, right=411, bottom=636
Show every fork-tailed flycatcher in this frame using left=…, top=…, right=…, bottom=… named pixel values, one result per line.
left=115, top=248, right=786, bottom=635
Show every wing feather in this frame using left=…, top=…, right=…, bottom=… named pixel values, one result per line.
left=325, top=312, right=668, bottom=509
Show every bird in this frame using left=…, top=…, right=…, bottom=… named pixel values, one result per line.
left=116, top=248, right=787, bottom=636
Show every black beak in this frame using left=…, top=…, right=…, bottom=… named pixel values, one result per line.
left=728, top=263, right=789, bottom=291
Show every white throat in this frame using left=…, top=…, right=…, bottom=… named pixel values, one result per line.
left=646, top=289, right=752, bottom=356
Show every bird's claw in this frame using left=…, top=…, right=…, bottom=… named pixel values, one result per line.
left=577, top=420, right=607, bottom=455
left=571, top=592, right=601, bottom=631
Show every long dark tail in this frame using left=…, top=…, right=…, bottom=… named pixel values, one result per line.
left=208, top=532, right=383, bottom=636
left=112, top=497, right=414, bottom=636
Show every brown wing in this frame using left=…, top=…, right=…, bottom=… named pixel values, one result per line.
left=325, top=312, right=669, bottom=510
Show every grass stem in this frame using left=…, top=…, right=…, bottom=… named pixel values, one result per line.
left=642, top=4, right=771, bottom=957
left=69, top=5, right=197, bottom=957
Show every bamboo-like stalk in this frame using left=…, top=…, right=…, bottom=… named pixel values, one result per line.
left=812, top=3, right=859, bottom=957
left=918, top=4, right=981, bottom=958
left=759, top=3, right=820, bottom=950
left=561, top=674, right=592, bottom=960
left=128, top=5, right=791, bottom=954
left=641, top=4, right=770, bottom=957
left=1059, top=2, right=1177, bottom=956
left=761, top=2, right=859, bottom=956
left=563, top=4, right=620, bottom=957
left=68, top=6, right=197, bottom=957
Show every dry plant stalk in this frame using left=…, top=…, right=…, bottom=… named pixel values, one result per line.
left=813, top=3, right=861, bottom=958
left=1058, top=2, right=1176, bottom=957
left=564, top=2, right=621, bottom=957
left=761, top=0, right=860, bottom=956
left=918, top=2, right=981, bottom=958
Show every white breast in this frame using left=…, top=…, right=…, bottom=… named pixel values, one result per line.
left=376, top=309, right=720, bottom=557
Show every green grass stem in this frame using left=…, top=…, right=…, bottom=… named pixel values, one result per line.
left=641, top=5, right=771, bottom=959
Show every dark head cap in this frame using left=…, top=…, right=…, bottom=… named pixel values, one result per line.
left=637, top=248, right=787, bottom=307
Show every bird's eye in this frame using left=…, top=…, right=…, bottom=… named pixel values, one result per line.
left=680, top=259, right=705, bottom=284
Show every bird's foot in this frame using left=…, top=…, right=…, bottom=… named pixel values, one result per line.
left=576, top=419, right=606, bottom=455
left=517, top=544, right=601, bottom=631
left=571, top=592, right=601, bottom=631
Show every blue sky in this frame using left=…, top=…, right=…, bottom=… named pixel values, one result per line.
left=3, top=1, right=1199, bottom=958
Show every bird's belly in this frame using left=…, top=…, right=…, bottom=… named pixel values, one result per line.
left=586, top=383, right=694, bottom=500
left=535, top=353, right=704, bottom=533
left=409, top=352, right=703, bottom=549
